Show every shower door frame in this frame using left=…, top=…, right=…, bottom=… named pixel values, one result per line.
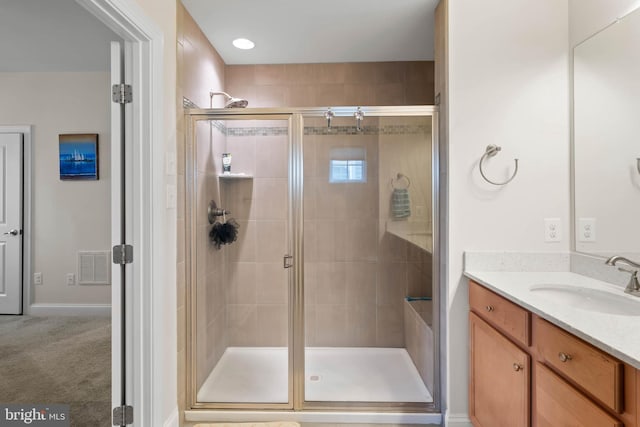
left=185, top=113, right=297, bottom=411
left=185, top=106, right=441, bottom=415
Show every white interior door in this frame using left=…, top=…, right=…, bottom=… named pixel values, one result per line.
left=111, top=39, right=134, bottom=425
left=0, top=133, right=23, bottom=315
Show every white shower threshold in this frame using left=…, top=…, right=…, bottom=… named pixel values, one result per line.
left=196, top=346, right=433, bottom=408
left=185, top=409, right=442, bottom=425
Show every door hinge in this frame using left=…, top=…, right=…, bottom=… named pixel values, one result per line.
left=112, top=405, right=133, bottom=426
left=112, top=244, right=133, bottom=265
left=112, top=84, right=132, bottom=104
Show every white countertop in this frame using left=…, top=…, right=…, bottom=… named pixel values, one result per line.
left=464, top=271, right=640, bottom=369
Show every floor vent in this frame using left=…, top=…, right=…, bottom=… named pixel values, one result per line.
left=78, top=251, right=111, bottom=285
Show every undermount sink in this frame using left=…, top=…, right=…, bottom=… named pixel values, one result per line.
left=530, top=284, right=640, bottom=316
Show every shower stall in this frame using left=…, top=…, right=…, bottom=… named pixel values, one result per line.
left=185, top=106, right=440, bottom=423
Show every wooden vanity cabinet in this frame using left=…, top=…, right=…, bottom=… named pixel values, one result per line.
left=469, top=312, right=530, bottom=427
left=469, top=280, right=638, bottom=427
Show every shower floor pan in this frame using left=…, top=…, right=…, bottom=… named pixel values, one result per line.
left=197, top=347, right=433, bottom=404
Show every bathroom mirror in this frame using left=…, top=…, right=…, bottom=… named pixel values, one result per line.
left=573, top=6, right=640, bottom=258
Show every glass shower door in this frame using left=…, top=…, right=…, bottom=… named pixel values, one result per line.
left=301, top=114, right=435, bottom=407
left=189, top=115, right=293, bottom=408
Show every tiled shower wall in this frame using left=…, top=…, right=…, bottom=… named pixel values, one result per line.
left=222, top=122, right=290, bottom=348
left=304, top=121, right=382, bottom=346
left=303, top=118, right=433, bottom=348
left=226, top=61, right=434, bottom=107
left=379, top=117, right=433, bottom=301
left=176, top=2, right=227, bottom=408
left=194, top=121, right=227, bottom=389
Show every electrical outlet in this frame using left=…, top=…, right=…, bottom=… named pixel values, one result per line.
left=578, top=217, right=596, bottom=242
left=34, top=272, right=42, bottom=285
left=66, top=273, right=76, bottom=286
left=544, top=218, right=561, bottom=242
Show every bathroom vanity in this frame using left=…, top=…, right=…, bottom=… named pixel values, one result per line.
left=466, top=274, right=640, bottom=427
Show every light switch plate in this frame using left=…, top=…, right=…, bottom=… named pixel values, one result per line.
left=166, top=184, right=177, bottom=209
left=166, top=152, right=177, bottom=176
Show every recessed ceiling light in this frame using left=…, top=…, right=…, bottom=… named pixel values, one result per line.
left=232, top=38, right=255, bottom=50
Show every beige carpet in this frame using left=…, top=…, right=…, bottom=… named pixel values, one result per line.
left=0, top=315, right=111, bottom=426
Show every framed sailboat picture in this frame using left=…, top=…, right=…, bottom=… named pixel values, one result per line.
left=59, top=134, right=99, bottom=180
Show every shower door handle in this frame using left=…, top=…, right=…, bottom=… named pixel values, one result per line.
left=283, top=255, right=293, bottom=269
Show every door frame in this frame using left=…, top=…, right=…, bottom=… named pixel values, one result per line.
left=74, top=0, right=171, bottom=425
left=0, top=126, right=32, bottom=315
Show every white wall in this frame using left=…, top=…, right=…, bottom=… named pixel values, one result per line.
left=446, top=0, right=569, bottom=422
left=570, top=0, right=640, bottom=46
left=131, top=0, right=178, bottom=424
left=0, top=72, right=111, bottom=305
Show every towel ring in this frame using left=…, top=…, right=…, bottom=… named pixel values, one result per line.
left=391, top=173, right=411, bottom=190
left=479, top=145, right=519, bottom=186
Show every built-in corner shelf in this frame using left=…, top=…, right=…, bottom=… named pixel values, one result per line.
left=218, top=173, right=253, bottom=180
left=385, top=220, right=432, bottom=253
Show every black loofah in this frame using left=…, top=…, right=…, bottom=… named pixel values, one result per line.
left=209, top=218, right=240, bottom=249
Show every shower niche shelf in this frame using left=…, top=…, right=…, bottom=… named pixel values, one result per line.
left=218, top=173, right=253, bottom=180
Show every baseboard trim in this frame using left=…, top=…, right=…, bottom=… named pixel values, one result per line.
left=445, top=413, right=472, bottom=427
left=163, top=407, right=179, bottom=427
left=29, top=303, right=111, bottom=316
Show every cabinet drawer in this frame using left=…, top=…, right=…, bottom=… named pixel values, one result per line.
left=469, top=280, right=530, bottom=346
left=535, top=316, right=624, bottom=413
left=535, top=362, right=622, bottom=427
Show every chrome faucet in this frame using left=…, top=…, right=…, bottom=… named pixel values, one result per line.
left=605, top=256, right=640, bottom=296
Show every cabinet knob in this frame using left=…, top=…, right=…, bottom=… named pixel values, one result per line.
left=558, top=352, right=572, bottom=363
left=485, top=305, right=494, bottom=312
left=513, top=363, right=523, bottom=372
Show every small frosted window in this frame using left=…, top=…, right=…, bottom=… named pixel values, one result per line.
left=329, top=147, right=366, bottom=183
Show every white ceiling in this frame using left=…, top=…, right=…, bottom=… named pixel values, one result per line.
left=181, top=0, right=437, bottom=65
left=0, top=0, right=120, bottom=72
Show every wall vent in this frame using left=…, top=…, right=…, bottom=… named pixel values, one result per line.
left=78, top=251, right=111, bottom=285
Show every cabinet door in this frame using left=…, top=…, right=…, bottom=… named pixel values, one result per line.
left=470, top=312, right=530, bottom=427
left=535, top=363, right=622, bottom=427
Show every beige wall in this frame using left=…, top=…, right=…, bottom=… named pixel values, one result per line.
left=0, top=72, right=111, bottom=305
left=226, top=62, right=434, bottom=107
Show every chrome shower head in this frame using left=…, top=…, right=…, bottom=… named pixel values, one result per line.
left=210, top=91, right=248, bottom=108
